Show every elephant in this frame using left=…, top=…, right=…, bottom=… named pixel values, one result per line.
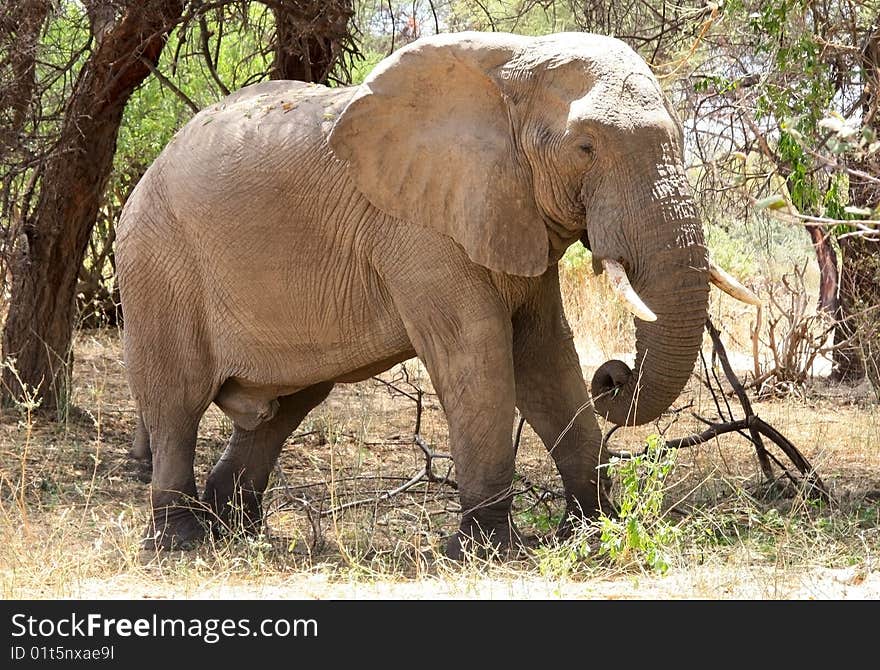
left=116, top=30, right=758, bottom=558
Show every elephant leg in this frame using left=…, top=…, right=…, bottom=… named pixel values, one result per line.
left=126, top=411, right=154, bottom=485
left=436, top=349, right=518, bottom=560
left=403, top=310, right=519, bottom=559
left=512, top=294, right=608, bottom=537
left=142, top=404, right=208, bottom=550
left=130, top=411, right=151, bottom=461
left=203, top=382, right=334, bottom=535
left=131, top=353, right=215, bottom=549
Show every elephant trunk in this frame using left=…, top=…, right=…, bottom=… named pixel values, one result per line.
left=590, top=172, right=709, bottom=426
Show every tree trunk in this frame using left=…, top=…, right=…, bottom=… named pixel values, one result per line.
left=831, top=25, right=880, bottom=391
left=829, top=250, right=866, bottom=383
left=0, top=1, right=50, bottom=165
left=270, top=0, right=354, bottom=83
left=1, top=1, right=184, bottom=414
left=807, top=226, right=840, bottom=317
left=836, top=236, right=880, bottom=391
left=809, top=226, right=865, bottom=385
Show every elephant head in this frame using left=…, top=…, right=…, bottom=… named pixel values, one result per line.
left=329, top=32, right=755, bottom=426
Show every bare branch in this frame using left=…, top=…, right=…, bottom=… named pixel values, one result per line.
left=198, top=14, right=230, bottom=96
left=138, top=55, right=200, bottom=113
left=604, top=319, right=829, bottom=502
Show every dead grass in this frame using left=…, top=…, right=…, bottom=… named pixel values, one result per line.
left=1, top=277, right=879, bottom=599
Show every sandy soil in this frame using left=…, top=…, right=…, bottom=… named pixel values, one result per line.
left=1, top=329, right=878, bottom=600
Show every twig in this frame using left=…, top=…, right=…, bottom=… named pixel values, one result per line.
left=513, top=414, right=526, bottom=458
left=269, top=364, right=457, bottom=520
left=316, top=469, right=435, bottom=516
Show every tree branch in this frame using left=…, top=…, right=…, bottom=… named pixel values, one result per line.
left=138, top=55, right=200, bottom=113
left=198, top=14, right=230, bottom=96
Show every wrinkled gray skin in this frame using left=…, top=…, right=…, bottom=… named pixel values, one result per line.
left=117, top=31, right=709, bottom=558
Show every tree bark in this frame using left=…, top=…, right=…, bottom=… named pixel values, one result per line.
left=808, top=227, right=864, bottom=385
left=836, top=236, right=880, bottom=390
left=270, top=0, right=353, bottom=83
left=1, top=1, right=184, bottom=413
left=0, top=1, right=50, bottom=165
left=807, top=225, right=840, bottom=316
left=831, top=24, right=880, bottom=390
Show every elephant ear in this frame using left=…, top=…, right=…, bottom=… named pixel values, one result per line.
left=328, top=32, right=549, bottom=277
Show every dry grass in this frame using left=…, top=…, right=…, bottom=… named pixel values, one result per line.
left=1, top=272, right=879, bottom=600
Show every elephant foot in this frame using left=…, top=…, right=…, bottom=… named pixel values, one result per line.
left=142, top=504, right=207, bottom=551
left=202, top=471, right=264, bottom=538
left=445, top=513, right=527, bottom=561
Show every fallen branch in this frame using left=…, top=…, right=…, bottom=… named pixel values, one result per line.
left=604, top=318, right=830, bottom=502
left=706, top=317, right=775, bottom=480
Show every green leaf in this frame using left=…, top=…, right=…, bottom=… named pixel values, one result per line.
left=754, top=194, right=788, bottom=210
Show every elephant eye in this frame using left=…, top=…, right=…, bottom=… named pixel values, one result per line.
left=579, top=141, right=594, bottom=155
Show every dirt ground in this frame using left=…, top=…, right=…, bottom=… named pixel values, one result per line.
left=1, top=328, right=879, bottom=599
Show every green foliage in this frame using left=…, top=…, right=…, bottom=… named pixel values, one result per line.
left=115, top=79, right=188, bottom=177
left=5, top=6, right=91, bottom=217
left=516, top=507, right=564, bottom=534
left=597, top=435, right=680, bottom=573
left=747, top=1, right=831, bottom=124
left=692, top=74, right=741, bottom=96
left=348, top=50, right=385, bottom=85
left=774, top=110, right=877, bottom=235
left=445, top=0, right=577, bottom=35
left=705, top=222, right=758, bottom=279
left=560, top=243, right=591, bottom=272
left=776, top=131, right=820, bottom=213
left=772, top=118, right=867, bottom=225
left=536, top=435, right=682, bottom=577
left=37, top=4, right=91, bottom=110
left=715, top=0, right=873, bottom=241
left=534, top=523, right=594, bottom=578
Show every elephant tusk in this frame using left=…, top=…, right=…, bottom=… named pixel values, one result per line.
left=601, top=259, right=657, bottom=322
left=708, top=262, right=762, bottom=306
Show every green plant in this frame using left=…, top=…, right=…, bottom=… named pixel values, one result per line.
left=533, top=435, right=680, bottom=577
left=515, top=506, right=564, bottom=534
left=560, top=243, right=591, bottom=272
left=597, top=434, right=680, bottom=573
left=704, top=222, right=759, bottom=280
